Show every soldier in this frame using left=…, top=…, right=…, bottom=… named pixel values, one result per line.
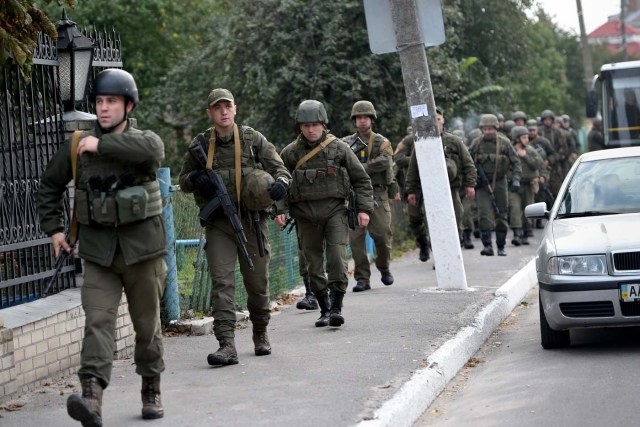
left=469, top=114, right=521, bottom=256
left=538, top=109, right=568, bottom=196
left=512, top=111, right=527, bottom=127
left=508, top=126, right=543, bottom=246
left=561, top=114, right=581, bottom=158
left=394, top=125, right=413, bottom=197
left=344, top=101, right=397, bottom=292
left=462, top=127, right=482, bottom=247
left=588, top=118, right=605, bottom=151
left=527, top=119, right=556, bottom=231
left=405, top=107, right=477, bottom=250
left=179, top=88, right=291, bottom=366
left=496, top=113, right=505, bottom=134
left=502, top=120, right=516, bottom=139
left=275, top=100, right=373, bottom=327
left=38, top=69, right=167, bottom=424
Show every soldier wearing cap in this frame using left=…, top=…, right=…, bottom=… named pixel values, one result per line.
left=344, top=100, right=398, bottom=292
left=275, top=100, right=373, bottom=328
left=179, top=88, right=291, bottom=367
left=561, top=114, right=580, bottom=159
left=405, top=106, right=477, bottom=253
left=38, top=69, right=167, bottom=424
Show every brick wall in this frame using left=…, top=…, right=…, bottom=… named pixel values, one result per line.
left=0, top=289, right=134, bottom=403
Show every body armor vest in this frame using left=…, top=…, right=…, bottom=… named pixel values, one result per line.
left=346, top=132, right=392, bottom=187
left=473, top=135, right=511, bottom=178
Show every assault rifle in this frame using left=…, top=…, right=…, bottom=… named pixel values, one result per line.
left=281, top=216, right=296, bottom=234
left=475, top=163, right=500, bottom=215
left=347, top=189, right=357, bottom=230
left=43, top=242, right=75, bottom=297
left=188, top=144, right=254, bottom=271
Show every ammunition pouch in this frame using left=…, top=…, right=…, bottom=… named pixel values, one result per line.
left=289, top=166, right=349, bottom=202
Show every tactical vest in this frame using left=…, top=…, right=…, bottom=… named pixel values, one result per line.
left=473, top=136, right=511, bottom=178
left=75, top=150, right=162, bottom=227
left=442, top=133, right=463, bottom=185
left=346, top=132, right=392, bottom=187
left=197, top=125, right=263, bottom=204
left=288, top=135, right=350, bottom=203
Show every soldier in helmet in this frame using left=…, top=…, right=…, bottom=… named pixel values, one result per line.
left=527, top=119, right=556, bottom=230
left=561, top=114, right=580, bottom=159
left=508, top=126, right=543, bottom=246
left=405, top=107, right=476, bottom=253
left=469, top=114, right=521, bottom=256
left=539, top=109, right=569, bottom=196
left=179, top=88, right=291, bottom=367
left=502, top=120, right=516, bottom=140
left=38, top=69, right=168, bottom=424
left=275, top=100, right=373, bottom=328
left=344, top=100, right=398, bottom=292
left=588, top=118, right=605, bottom=151
left=394, top=125, right=413, bottom=196
left=512, top=111, right=527, bottom=127
left=496, top=113, right=505, bottom=134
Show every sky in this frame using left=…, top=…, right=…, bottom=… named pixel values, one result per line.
left=535, top=0, right=622, bottom=34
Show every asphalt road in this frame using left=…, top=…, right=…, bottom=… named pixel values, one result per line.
left=416, top=286, right=640, bottom=427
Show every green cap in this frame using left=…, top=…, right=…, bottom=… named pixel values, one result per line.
left=208, top=88, right=234, bottom=106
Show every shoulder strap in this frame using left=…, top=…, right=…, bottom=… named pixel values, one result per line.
left=69, top=131, right=81, bottom=245
left=206, top=125, right=242, bottom=203
left=295, top=135, right=337, bottom=170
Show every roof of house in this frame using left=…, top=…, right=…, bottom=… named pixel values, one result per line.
left=589, top=19, right=640, bottom=38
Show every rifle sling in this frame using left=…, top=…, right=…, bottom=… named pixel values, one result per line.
left=295, top=135, right=336, bottom=170
left=206, top=124, right=242, bottom=204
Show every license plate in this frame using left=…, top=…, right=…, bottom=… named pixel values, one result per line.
left=620, top=283, right=640, bottom=302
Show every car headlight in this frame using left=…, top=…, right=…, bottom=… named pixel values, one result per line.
left=547, top=255, right=608, bottom=275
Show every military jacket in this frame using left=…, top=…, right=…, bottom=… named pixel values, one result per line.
left=344, top=131, right=394, bottom=189
left=405, top=132, right=477, bottom=195
left=538, top=126, right=568, bottom=161
left=393, top=133, right=414, bottom=171
left=587, top=129, right=605, bottom=152
left=38, top=120, right=167, bottom=267
left=278, top=133, right=373, bottom=221
left=518, top=145, right=544, bottom=181
left=178, top=124, right=291, bottom=212
left=469, top=134, right=522, bottom=182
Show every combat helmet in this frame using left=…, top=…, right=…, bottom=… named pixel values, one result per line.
left=512, top=111, right=527, bottom=122
left=540, top=109, right=555, bottom=120
left=503, top=120, right=516, bottom=136
left=91, top=68, right=139, bottom=107
left=241, top=169, right=275, bottom=211
left=526, top=119, right=538, bottom=129
left=350, top=100, right=377, bottom=120
left=478, top=114, right=499, bottom=129
left=511, top=126, right=528, bottom=141
left=296, top=100, right=328, bottom=124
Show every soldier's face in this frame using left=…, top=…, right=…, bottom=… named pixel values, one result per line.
left=355, top=115, right=372, bottom=133
left=543, top=117, right=553, bottom=127
left=514, top=119, right=525, bottom=126
left=519, top=134, right=530, bottom=145
left=300, top=122, right=325, bottom=142
left=528, top=128, right=537, bottom=138
left=481, top=127, right=497, bottom=136
left=207, top=100, right=236, bottom=131
left=95, top=95, right=130, bottom=129
left=437, top=113, right=445, bottom=134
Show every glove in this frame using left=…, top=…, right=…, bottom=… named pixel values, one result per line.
left=189, top=170, right=213, bottom=196
left=268, top=180, right=288, bottom=201
left=509, top=179, right=520, bottom=193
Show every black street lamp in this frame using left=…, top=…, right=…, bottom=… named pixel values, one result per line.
left=56, top=9, right=94, bottom=114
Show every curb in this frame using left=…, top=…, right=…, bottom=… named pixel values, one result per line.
left=357, top=259, right=538, bottom=427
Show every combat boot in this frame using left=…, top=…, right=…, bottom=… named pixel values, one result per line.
left=141, top=375, right=164, bottom=420
left=462, top=229, right=474, bottom=249
left=315, top=292, right=331, bottom=327
left=329, top=291, right=345, bottom=327
left=496, top=231, right=507, bottom=256
left=296, top=276, right=318, bottom=310
left=524, top=229, right=534, bottom=238
left=253, top=327, right=271, bottom=356
left=207, top=338, right=239, bottom=366
left=67, top=376, right=103, bottom=427
left=418, top=237, right=430, bottom=262
left=521, top=234, right=530, bottom=245
left=381, top=271, right=394, bottom=286
left=353, top=281, right=371, bottom=292
left=535, top=219, right=544, bottom=229
left=511, top=229, right=522, bottom=246
left=480, top=231, right=494, bottom=256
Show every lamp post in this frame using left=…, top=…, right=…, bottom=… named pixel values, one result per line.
left=57, top=9, right=95, bottom=120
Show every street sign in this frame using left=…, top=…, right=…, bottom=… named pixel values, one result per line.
left=363, top=0, right=445, bottom=54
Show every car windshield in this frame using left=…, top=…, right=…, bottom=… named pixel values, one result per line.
left=556, top=155, right=640, bottom=217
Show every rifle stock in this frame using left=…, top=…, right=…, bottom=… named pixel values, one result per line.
left=347, top=189, right=357, bottom=230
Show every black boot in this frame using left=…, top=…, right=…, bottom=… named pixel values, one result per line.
left=252, top=327, right=271, bottom=356
left=296, top=277, right=318, bottom=310
left=418, top=237, right=430, bottom=262
left=329, top=291, right=345, bottom=327
left=521, top=234, right=530, bottom=245
left=207, top=338, right=239, bottom=366
left=353, top=281, right=371, bottom=292
left=511, top=229, right=522, bottom=246
left=141, top=375, right=164, bottom=420
left=497, top=231, right=507, bottom=256
left=535, top=219, right=544, bottom=229
left=462, top=229, right=474, bottom=249
left=480, top=231, right=494, bottom=256
left=381, top=271, right=394, bottom=286
left=524, top=229, right=534, bottom=238
left=67, top=376, right=103, bottom=427
left=315, top=293, right=331, bottom=327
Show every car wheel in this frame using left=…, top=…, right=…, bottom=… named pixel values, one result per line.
left=539, top=294, right=570, bottom=349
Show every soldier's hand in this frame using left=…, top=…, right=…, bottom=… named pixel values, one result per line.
left=509, top=179, right=520, bottom=192
left=465, top=186, right=475, bottom=199
left=407, top=193, right=417, bottom=206
left=51, top=232, right=73, bottom=257
left=77, top=136, right=99, bottom=155
left=393, top=192, right=401, bottom=201
left=268, top=180, right=288, bottom=201
left=274, top=214, right=287, bottom=228
left=189, top=171, right=212, bottom=193
left=357, top=212, right=370, bottom=228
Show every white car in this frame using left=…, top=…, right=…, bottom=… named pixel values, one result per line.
left=525, top=147, right=640, bottom=349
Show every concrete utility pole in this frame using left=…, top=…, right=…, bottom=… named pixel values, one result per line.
left=576, top=0, right=594, bottom=92
left=389, top=0, right=467, bottom=290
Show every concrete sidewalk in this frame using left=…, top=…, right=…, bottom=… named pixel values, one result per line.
left=0, top=234, right=539, bottom=427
